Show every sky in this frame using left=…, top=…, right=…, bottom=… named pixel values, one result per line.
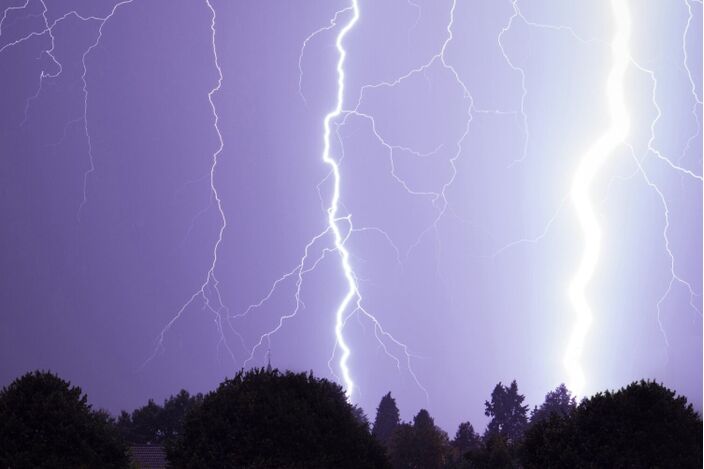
left=0, top=0, right=701, bottom=434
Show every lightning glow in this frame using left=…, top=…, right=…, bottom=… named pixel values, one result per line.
left=320, top=0, right=360, bottom=399
left=238, top=1, right=433, bottom=401
left=565, top=0, right=631, bottom=396
left=2, top=0, right=700, bottom=422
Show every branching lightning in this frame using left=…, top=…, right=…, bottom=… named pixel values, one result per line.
left=565, top=0, right=631, bottom=396
left=347, top=0, right=474, bottom=265
left=498, top=0, right=529, bottom=168
left=613, top=0, right=703, bottom=349
left=78, top=1, right=135, bottom=218
left=625, top=144, right=701, bottom=348
left=680, top=0, right=703, bottom=166
left=0, top=0, right=133, bottom=218
left=492, top=0, right=701, bottom=393
left=298, top=6, right=353, bottom=107
left=146, top=0, right=239, bottom=368
left=234, top=0, right=457, bottom=401
left=629, top=60, right=702, bottom=322
left=489, top=1, right=604, bottom=259
left=4, top=0, right=700, bottom=409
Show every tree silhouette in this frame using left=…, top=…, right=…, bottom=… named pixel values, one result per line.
left=484, top=380, right=528, bottom=443
left=529, top=383, right=575, bottom=425
left=0, top=370, right=129, bottom=469
left=452, top=421, right=481, bottom=459
left=521, top=380, right=703, bottom=468
left=118, top=389, right=203, bottom=444
left=168, top=368, right=389, bottom=468
left=372, top=391, right=401, bottom=446
left=388, top=409, right=449, bottom=469
left=352, top=404, right=371, bottom=430
left=465, top=433, right=514, bottom=469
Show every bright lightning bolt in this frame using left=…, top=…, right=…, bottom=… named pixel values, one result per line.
left=239, top=0, right=434, bottom=401
left=320, top=0, right=360, bottom=399
left=565, top=0, right=631, bottom=397
left=335, top=0, right=473, bottom=397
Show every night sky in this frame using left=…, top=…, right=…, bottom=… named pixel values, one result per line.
left=1, top=0, right=701, bottom=433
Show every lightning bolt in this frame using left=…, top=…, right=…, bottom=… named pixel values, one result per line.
left=18, top=0, right=60, bottom=127
left=297, top=0, right=358, bottom=398
left=0, top=0, right=31, bottom=37
left=0, top=0, right=134, bottom=217
left=631, top=60, right=703, bottom=182
left=629, top=59, right=702, bottom=321
left=497, top=0, right=529, bottom=168
left=236, top=1, right=439, bottom=401
left=346, top=0, right=474, bottom=271
left=325, top=0, right=472, bottom=399
left=565, top=0, right=631, bottom=397
left=625, top=144, right=701, bottom=349
left=680, top=0, right=703, bottom=167
left=297, top=6, right=353, bottom=108
left=145, top=0, right=239, bottom=368
left=487, top=6, right=596, bottom=255
left=494, top=0, right=701, bottom=382
left=616, top=0, right=702, bottom=348
left=78, top=0, right=135, bottom=218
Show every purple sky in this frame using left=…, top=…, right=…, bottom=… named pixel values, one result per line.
left=1, top=0, right=701, bottom=434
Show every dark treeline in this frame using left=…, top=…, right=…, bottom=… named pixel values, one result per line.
left=0, top=369, right=701, bottom=468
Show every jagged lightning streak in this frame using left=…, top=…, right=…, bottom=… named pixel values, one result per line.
left=498, top=0, right=529, bottom=168
left=616, top=1, right=703, bottom=346
left=564, top=0, right=631, bottom=396
left=0, top=0, right=134, bottom=216
left=240, top=225, right=335, bottom=368
left=0, top=0, right=238, bottom=363
left=497, top=0, right=603, bottom=169
left=19, top=0, right=61, bottom=126
left=680, top=0, right=703, bottom=166
left=630, top=59, right=703, bottom=182
left=145, top=0, right=237, bottom=367
left=320, top=0, right=360, bottom=399
left=629, top=59, right=702, bottom=319
left=240, top=1, right=429, bottom=401
left=348, top=0, right=474, bottom=264
left=0, top=0, right=31, bottom=36
left=332, top=0, right=474, bottom=396
left=78, top=0, right=135, bottom=218
left=1, top=0, right=61, bottom=120
left=489, top=7, right=598, bottom=259
left=625, top=144, right=700, bottom=348
left=298, top=6, right=352, bottom=107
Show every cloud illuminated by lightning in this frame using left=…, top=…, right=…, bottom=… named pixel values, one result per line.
left=565, top=0, right=631, bottom=397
